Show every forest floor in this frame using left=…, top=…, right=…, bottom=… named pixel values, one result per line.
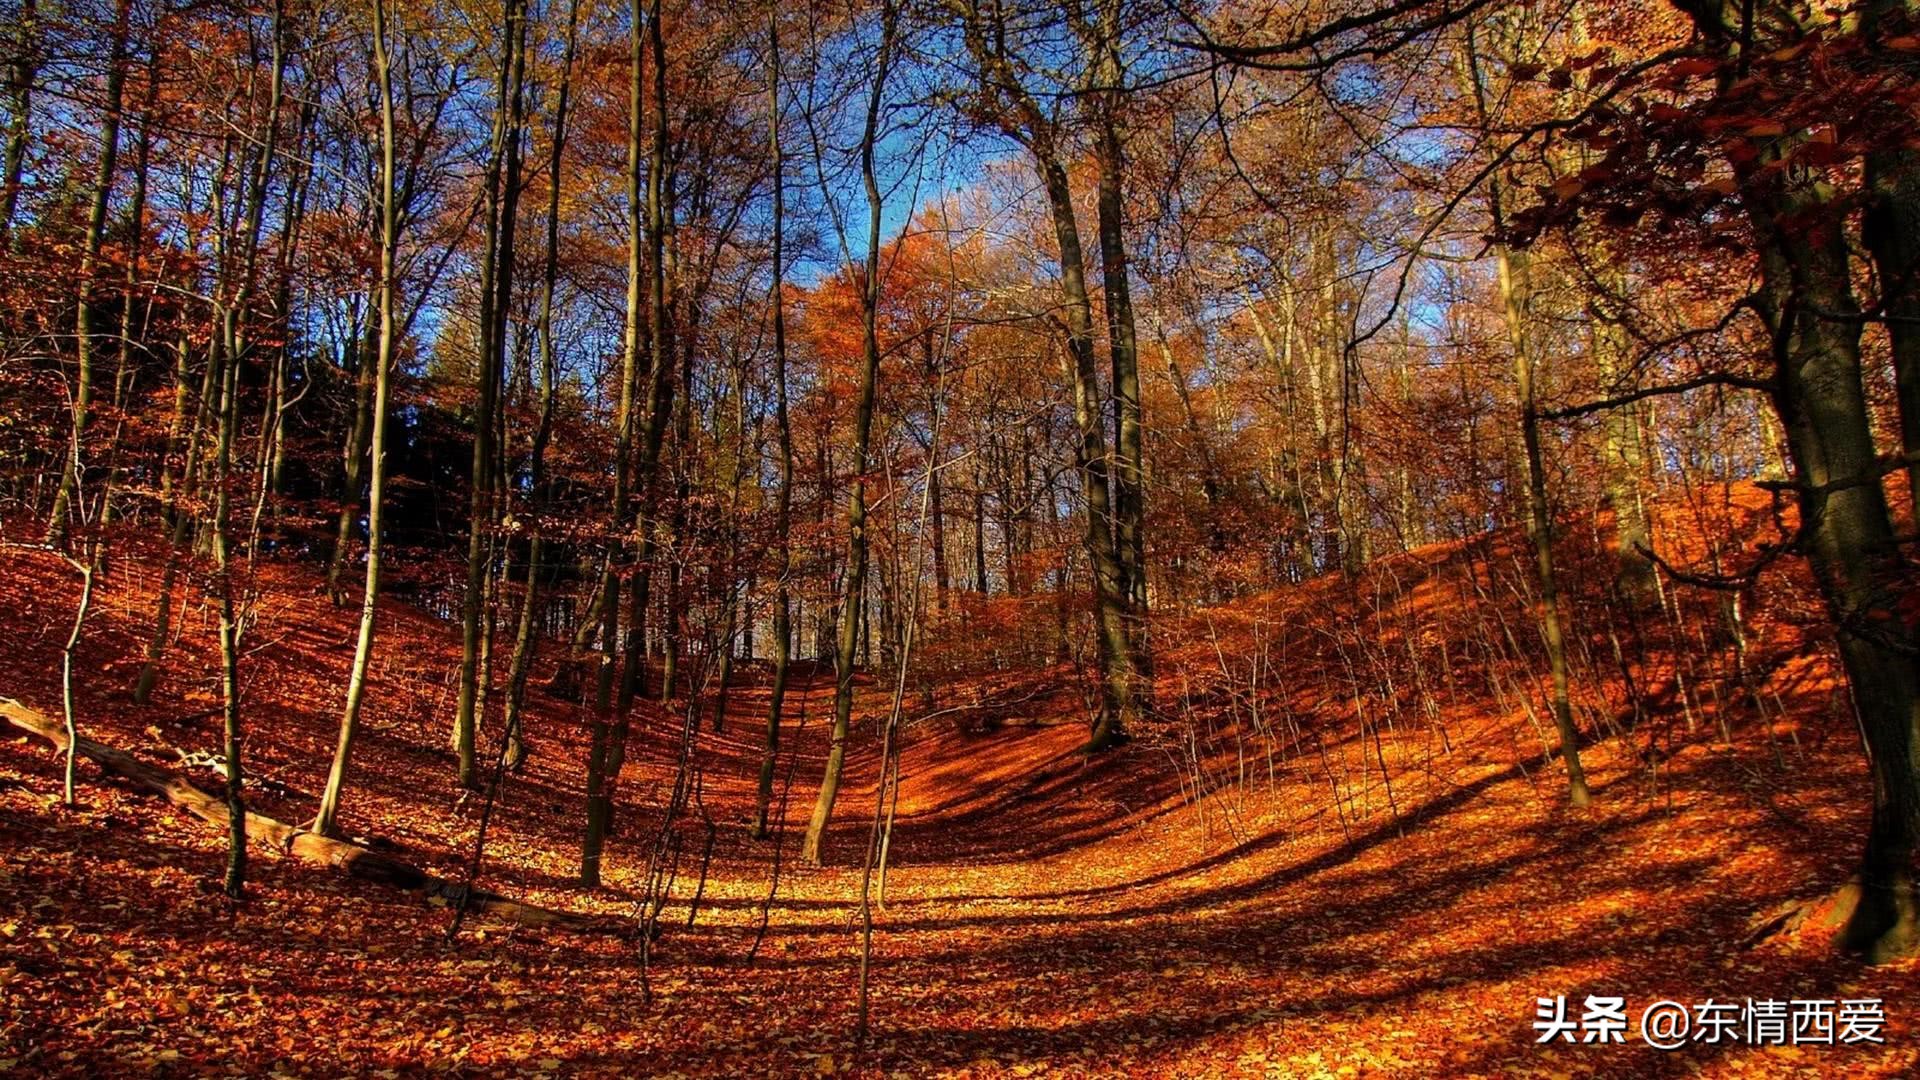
left=2, top=519, right=1918, bottom=1078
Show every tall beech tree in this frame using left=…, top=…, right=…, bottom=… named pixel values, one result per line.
left=581, top=0, right=654, bottom=888
left=0, top=0, right=36, bottom=246
left=945, top=0, right=1141, bottom=751
left=1460, top=15, right=1590, bottom=807
left=1087, top=0, right=1149, bottom=661
left=753, top=0, right=792, bottom=840
left=315, top=0, right=401, bottom=839
left=44, top=0, right=131, bottom=549
left=800, top=0, right=897, bottom=867
left=501, top=0, right=583, bottom=776
left=456, top=0, right=531, bottom=791
left=631, top=0, right=678, bottom=716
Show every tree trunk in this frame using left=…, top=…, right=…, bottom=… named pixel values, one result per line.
left=501, top=0, right=580, bottom=776
left=581, top=0, right=651, bottom=888
left=1465, top=23, right=1589, bottom=807
left=45, top=0, right=130, bottom=548
left=314, top=0, right=399, bottom=839
left=1090, top=19, right=1148, bottom=657
left=59, top=559, right=94, bottom=808
left=621, top=0, right=681, bottom=723
left=209, top=291, right=248, bottom=899
left=457, top=0, right=529, bottom=791
left=1041, top=147, right=1137, bottom=753
left=1496, top=240, right=1591, bottom=808
left=0, top=0, right=35, bottom=247
left=1863, top=5, right=1920, bottom=521
left=1741, top=131, right=1920, bottom=959
left=754, top=8, right=791, bottom=841
left=711, top=362, right=749, bottom=733
left=608, top=0, right=680, bottom=801
left=327, top=321, right=376, bottom=605
left=943, top=0, right=1148, bottom=742
left=926, top=337, right=950, bottom=611
left=801, top=1, right=896, bottom=866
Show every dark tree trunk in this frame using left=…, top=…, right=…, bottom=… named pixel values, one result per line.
left=954, top=0, right=1139, bottom=750
left=1756, top=175, right=1920, bottom=961
left=0, top=0, right=36, bottom=247
left=457, top=0, right=530, bottom=790
left=502, top=0, right=580, bottom=775
left=1092, top=37, right=1147, bottom=638
left=582, top=0, right=652, bottom=888
left=754, top=8, right=791, bottom=840
left=45, top=0, right=130, bottom=548
left=1862, top=5, right=1920, bottom=520
left=972, top=484, right=989, bottom=593
left=801, top=1, right=896, bottom=866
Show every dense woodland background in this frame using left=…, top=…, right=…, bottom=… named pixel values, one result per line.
left=3, top=0, right=1920, bottom=1074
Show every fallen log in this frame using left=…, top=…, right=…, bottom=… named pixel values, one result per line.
left=1, top=696, right=619, bottom=935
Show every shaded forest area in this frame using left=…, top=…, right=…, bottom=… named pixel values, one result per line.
left=2, top=0, right=1920, bottom=1075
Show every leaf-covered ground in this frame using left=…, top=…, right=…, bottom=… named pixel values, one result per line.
left=2, top=529, right=1916, bottom=1078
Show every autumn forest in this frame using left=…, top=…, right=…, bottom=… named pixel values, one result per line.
left=3, top=0, right=1920, bottom=1075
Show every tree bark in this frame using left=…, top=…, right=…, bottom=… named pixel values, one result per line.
left=1041, top=146, right=1137, bottom=753
left=1464, top=22, right=1590, bottom=807
left=457, top=0, right=529, bottom=791
left=1496, top=239, right=1591, bottom=809
left=209, top=277, right=248, bottom=899
left=1863, top=4, right=1920, bottom=521
left=45, top=0, right=131, bottom=548
left=1089, top=3, right=1149, bottom=649
left=1750, top=155, right=1920, bottom=962
left=948, top=2, right=1140, bottom=743
left=501, top=0, right=580, bottom=776
left=754, top=7, right=791, bottom=840
left=0, top=0, right=35, bottom=247
left=314, top=0, right=400, bottom=839
left=327, top=319, right=376, bottom=605
left=581, top=0, right=652, bottom=888
left=801, top=0, right=896, bottom=866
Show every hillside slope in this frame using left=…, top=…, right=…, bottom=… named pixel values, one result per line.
left=2, top=502, right=1917, bottom=1077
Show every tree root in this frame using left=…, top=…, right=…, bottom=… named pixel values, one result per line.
left=1744, top=877, right=1919, bottom=963
left=1, top=697, right=620, bottom=935
left=1744, top=890, right=1847, bottom=948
